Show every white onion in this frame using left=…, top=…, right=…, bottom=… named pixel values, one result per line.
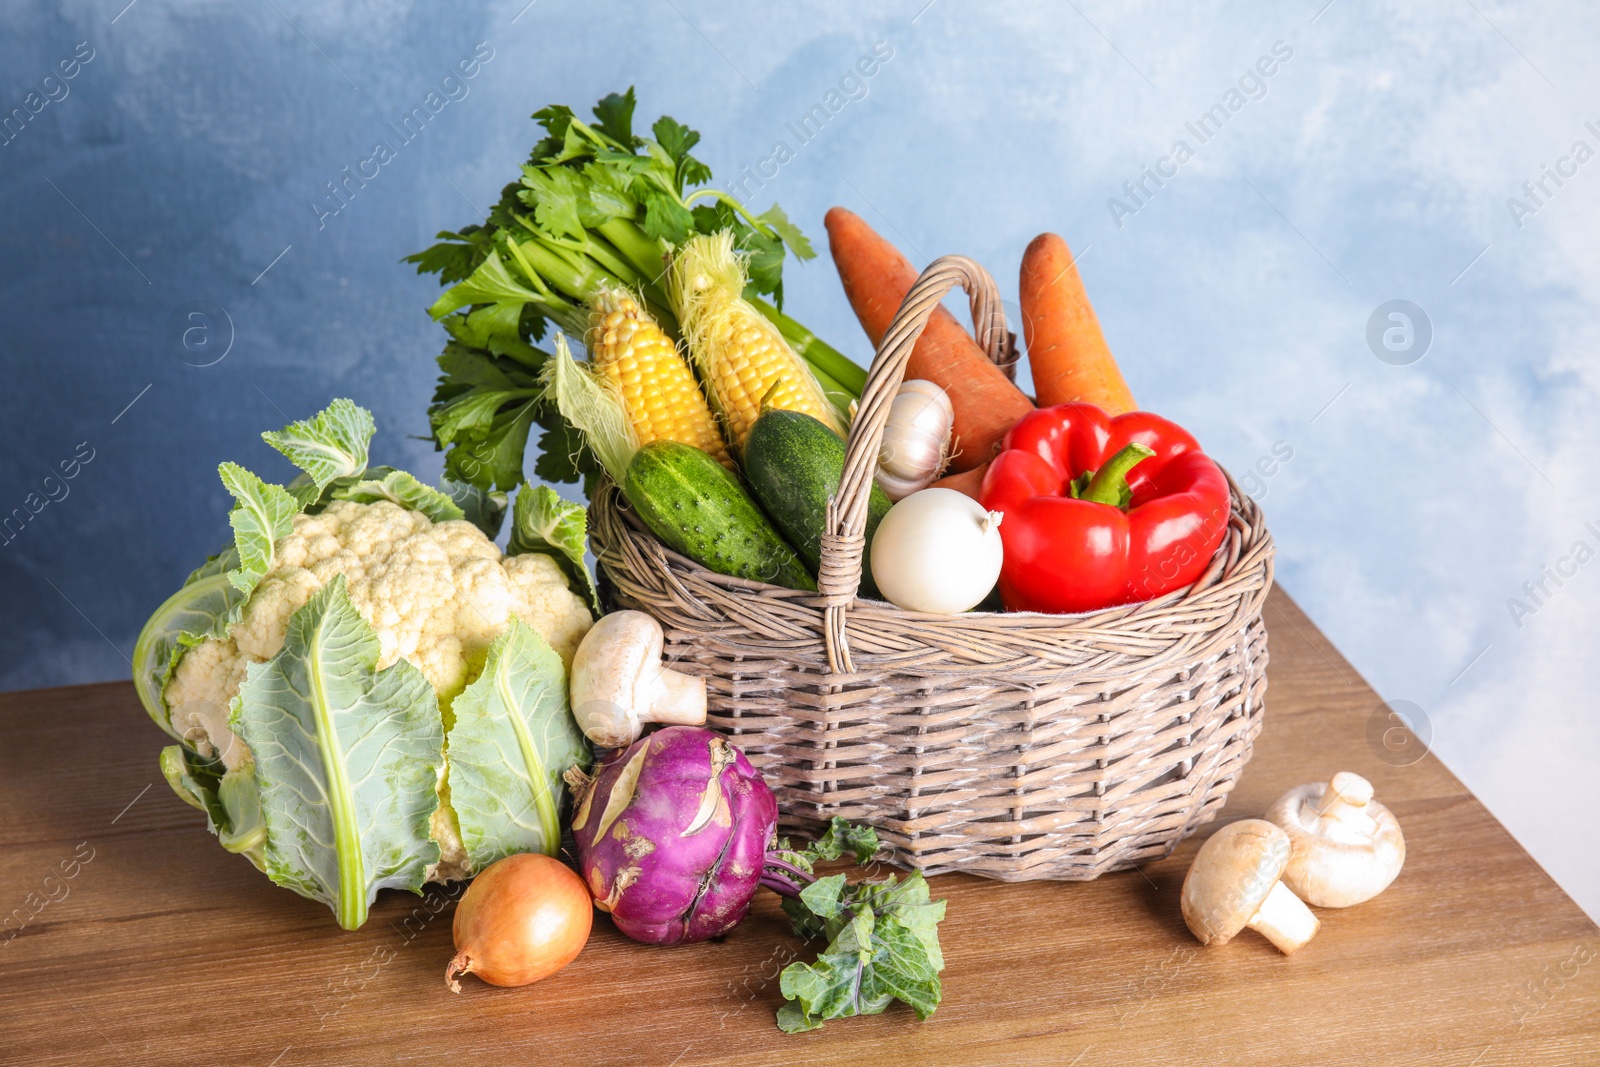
left=875, top=380, right=954, bottom=501
left=870, top=488, right=1004, bottom=614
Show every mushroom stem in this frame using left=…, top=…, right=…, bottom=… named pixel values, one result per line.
left=1308, top=772, right=1379, bottom=840
left=1246, top=879, right=1321, bottom=955
left=650, top=666, right=708, bottom=726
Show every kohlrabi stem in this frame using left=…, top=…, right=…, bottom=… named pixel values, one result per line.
left=761, top=854, right=818, bottom=899
left=1081, top=442, right=1156, bottom=508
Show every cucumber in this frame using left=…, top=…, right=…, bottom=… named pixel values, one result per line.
left=622, top=441, right=815, bottom=591
left=742, top=409, right=892, bottom=601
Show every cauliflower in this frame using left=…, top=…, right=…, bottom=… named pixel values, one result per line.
left=135, top=401, right=602, bottom=922
left=163, top=499, right=592, bottom=880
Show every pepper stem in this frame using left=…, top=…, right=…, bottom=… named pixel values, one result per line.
left=1080, top=442, right=1155, bottom=508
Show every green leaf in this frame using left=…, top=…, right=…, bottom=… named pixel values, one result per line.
left=445, top=619, right=587, bottom=871
left=773, top=832, right=947, bottom=1034
left=508, top=483, right=600, bottom=615
left=592, top=88, right=638, bottom=147
left=403, top=229, right=490, bottom=285
left=161, top=744, right=226, bottom=820
left=523, top=166, right=588, bottom=240
left=442, top=302, right=534, bottom=358
left=218, top=462, right=297, bottom=597
left=650, top=115, right=711, bottom=190
left=756, top=204, right=816, bottom=261
left=261, top=398, right=376, bottom=491
left=230, top=576, right=443, bottom=930
left=578, top=162, right=637, bottom=225
left=442, top=479, right=509, bottom=539
left=739, top=226, right=787, bottom=303
left=443, top=401, right=539, bottom=493
left=133, top=550, right=243, bottom=739
left=799, top=873, right=849, bottom=920
left=532, top=103, right=576, bottom=140
left=430, top=343, right=545, bottom=492
left=777, top=872, right=946, bottom=1032
left=811, top=817, right=882, bottom=865
left=428, top=249, right=542, bottom=321
left=531, top=419, right=595, bottom=486
left=331, top=469, right=465, bottom=524
left=650, top=114, right=700, bottom=161
left=639, top=187, right=695, bottom=245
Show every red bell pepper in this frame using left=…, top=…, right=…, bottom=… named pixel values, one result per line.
left=978, top=403, right=1231, bottom=614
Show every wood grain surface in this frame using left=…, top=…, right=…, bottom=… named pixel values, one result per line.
left=2, top=588, right=1595, bottom=1067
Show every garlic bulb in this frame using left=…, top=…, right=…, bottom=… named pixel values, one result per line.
left=876, top=380, right=955, bottom=501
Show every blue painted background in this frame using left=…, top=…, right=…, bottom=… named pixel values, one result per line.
left=3, top=1, right=1596, bottom=916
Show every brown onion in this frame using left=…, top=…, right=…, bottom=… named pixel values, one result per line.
left=446, top=853, right=592, bottom=992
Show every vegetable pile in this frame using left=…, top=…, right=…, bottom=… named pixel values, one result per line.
left=140, top=83, right=1255, bottom=1038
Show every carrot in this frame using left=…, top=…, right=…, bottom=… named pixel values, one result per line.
left=1019, top=233, right=1136, bottom=414
left=930, top=463, right=986, bottom=502
left=825, top=207, right=1032, bottom=472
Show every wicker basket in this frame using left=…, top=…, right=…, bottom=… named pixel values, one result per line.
left=589, top=254, right=1275, bottom=881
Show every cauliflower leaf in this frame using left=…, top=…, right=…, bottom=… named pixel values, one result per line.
left=133, top=549, right=242, bottom=738
left=330, top=468, right=465, bottom=523
left=445, top=618, right=587, bottom=871
left=261, top=396, right=374, bottom=492
left=219, top=462, right=296, bottom=597
left=231, top=575, right=444, bottom=930
left=509, top=482, right=600, bottom=615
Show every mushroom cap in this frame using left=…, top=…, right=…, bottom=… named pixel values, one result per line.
left=569, top=611, right=665, bottom=748
left=1265, top=775, right=1406, bottom=908
left=1180, top=819, right=1293, bottom=945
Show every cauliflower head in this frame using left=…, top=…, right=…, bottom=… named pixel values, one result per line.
left=166, top=499, right=591, bottom=770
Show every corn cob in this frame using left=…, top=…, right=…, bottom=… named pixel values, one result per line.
left=668, top=231, right=843, bottom=451
left=587, top=286, right=732, bottom=468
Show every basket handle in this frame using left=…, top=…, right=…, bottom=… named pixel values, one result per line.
left=818, top=255, right=1011, bottom=673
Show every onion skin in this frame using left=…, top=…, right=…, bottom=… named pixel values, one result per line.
left=572, top=726, right=778, bottom=945
left=446, top=853, right=593, bottom=992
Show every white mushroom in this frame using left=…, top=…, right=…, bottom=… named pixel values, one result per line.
left=1264, top=771, right=1405, bottom=908
left=1180, top=819, right=1320, bottom=955
left=568, top=611, right=706, bottom=749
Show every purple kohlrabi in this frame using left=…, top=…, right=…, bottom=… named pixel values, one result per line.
left=569, top=725, right=778, bottom=945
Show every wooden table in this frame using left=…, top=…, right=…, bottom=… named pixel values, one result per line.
left=3, top=588, right=1596, bottom=1066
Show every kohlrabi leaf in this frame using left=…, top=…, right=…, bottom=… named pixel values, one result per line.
left=443, top=478, right=509, bottom=539
left=508, top=483, right=599, bottom=614
left=230, top=576, right=443, bottom=930
left=331, top=469, right=465, bottom=523
left=261, top=398, right=376, bottom=491
left=218, top=463, right=297, bottom=597
left=777, top=870, right=946, bottom=1033
left=809, top=817, right=881, bottom=865
left=133, top=548, right=243, bottom=738
left=773, top=827, right=947, bottom=1034
left=445, top=618, right=587, bottom=871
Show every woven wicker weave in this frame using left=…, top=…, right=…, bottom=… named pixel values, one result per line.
left=589, top=255, right=1275, bottom=881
